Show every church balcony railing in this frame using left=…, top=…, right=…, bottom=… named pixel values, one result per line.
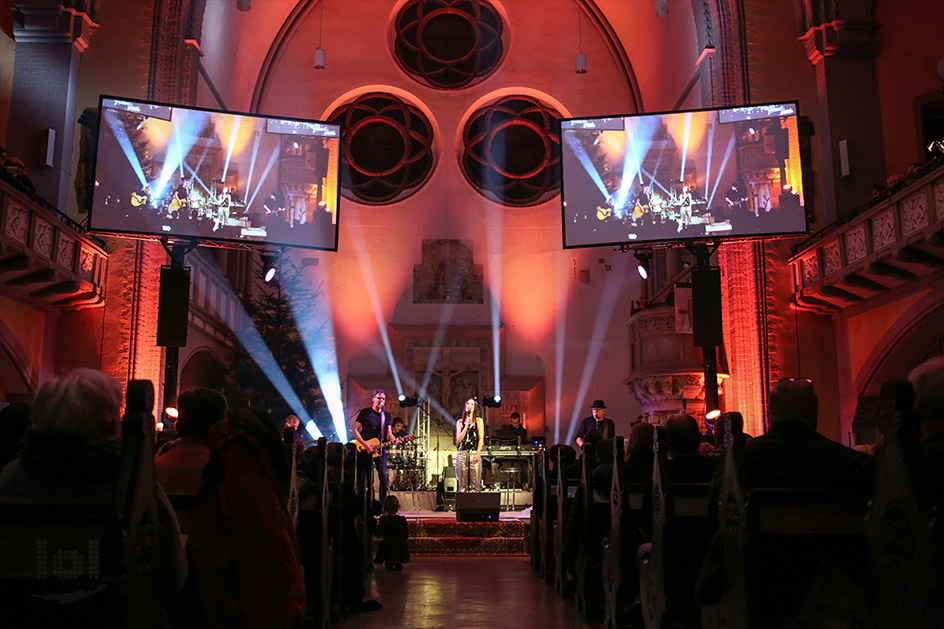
left=0, top=177, right=107, bottom=311
left=789, top=160, right=944, bottom=315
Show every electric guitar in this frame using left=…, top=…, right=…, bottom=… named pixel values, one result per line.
left=131, top=192, right=150, bottom=207
left=354, top=434, right=416, bottom=458
left=596, top=205, right=612, bottom=220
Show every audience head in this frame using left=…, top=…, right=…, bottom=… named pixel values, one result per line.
left=582, top=427, right=603, bottom=453
left=596, top=438, right=614, bottom=465
left=383, top=493, right=400, bottom=516
left=32, top=368, right=123, bottom=439
left=0, top=402, right=31, bottom=468
left=664, top=414, right=701, bottom=457
left=510, top=411, right=521, bottom=427
left=714, top=411, right=745, bottom=448
left=284, top=414, right=300, bottom=430
left=176, top=388, right=227, bottom=438
left=908, top=356, right=944, bottom=419
left=768, top=378, right=818, bottom=430
left=626, top=421, right=654, bottom=459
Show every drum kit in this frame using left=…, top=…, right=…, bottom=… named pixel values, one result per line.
left=387, top=441, right=426, bottom=491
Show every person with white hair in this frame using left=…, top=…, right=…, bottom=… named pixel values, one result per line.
left=0, top=368, right=186, bottom=613
left=0, top=368, right=125, bottom=499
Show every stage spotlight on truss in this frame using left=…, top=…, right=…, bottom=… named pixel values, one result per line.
left=483, top=394, right=502, bottom=408
left=634, top=248, right=652, bottom=280
left=261, top=250, right=281, bottom=283
left=398, top=394, right=419, bottom=408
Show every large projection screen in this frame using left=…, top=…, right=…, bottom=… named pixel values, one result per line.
left=90, top=96, right=342, bottom=251
left=560, top=102, right=808, bottom=249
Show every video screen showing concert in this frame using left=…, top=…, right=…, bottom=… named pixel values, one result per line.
left=90, top=96, right=342, bottom=251
left=560, top=102, right=808, bottom=249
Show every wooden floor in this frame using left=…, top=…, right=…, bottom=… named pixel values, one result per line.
left=334, top=556, right=604, bottom=629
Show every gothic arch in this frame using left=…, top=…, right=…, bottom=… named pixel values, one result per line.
left=249, top=0, right=642, bottom=115
left=853, top=286, right=944, bottom=397
left=179, top=347, right=226, bottom=392
left=0, top=318, right=36, bottom=400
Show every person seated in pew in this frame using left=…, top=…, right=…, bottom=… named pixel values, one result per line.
left=908, top=356, right=944, bottom=509
left=738, top=378, right=877, bottom=624
left=664, top=414, right=718, bottom=483
left=155, top=388, right=226, bottom=494
left=189, top=408, right=307, bottom=627
left=622, top=421, right=654, bottom=484
left=567, top=428, right=603, bottom=480
left=0, top=369, right=187, bottom=614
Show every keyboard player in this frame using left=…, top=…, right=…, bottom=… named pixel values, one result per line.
left=489, top=412, right=531, bottom=490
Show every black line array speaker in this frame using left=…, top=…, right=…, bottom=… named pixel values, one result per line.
left=157, top=265, right=191, bottom=348
left=692, top=267, right=723, bottom=347
left=456, top=492, right=501, bottom=522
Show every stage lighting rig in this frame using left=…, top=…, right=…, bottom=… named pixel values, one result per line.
left=483, top=394, right=502, bottom=408
left=398, top=394, right=419, bottom=408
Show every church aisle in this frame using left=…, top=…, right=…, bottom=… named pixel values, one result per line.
left=333, top=556, right=606, bottom=628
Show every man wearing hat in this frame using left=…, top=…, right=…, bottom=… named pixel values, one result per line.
left=576, top=399, right=615, bottom=448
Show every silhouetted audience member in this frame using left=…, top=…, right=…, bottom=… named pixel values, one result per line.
left=0, top=401, right=30, bottom=471
left=155, top=388, right=226, bottom=494
left=4, top=156, right=35, bottom=193
left=0, top=369, right=186, bottom=620
left=567, top=428, right=603, bottom=480
left=623, top=421, right=654, bottom=484
left=743, top=379, right=875, bottom=501
left=909, top=357, right=944, bottom=508
left=665, top=414, right=718, bottom=483
left=740, top=378, right=876, bottom=624
left=190, top=408, right=306, bottom=628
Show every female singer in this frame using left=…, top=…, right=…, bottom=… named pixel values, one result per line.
left=455, top=397, right=484, bottom=492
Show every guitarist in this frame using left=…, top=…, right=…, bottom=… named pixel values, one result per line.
left=353, top=388, right=399, bottom=502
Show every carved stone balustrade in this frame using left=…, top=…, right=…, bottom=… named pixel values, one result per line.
left=0, top=179, right=107, bottom=311
left=790, top=162, right=944, bottom=314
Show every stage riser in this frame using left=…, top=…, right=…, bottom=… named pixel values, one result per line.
left=406, top=519, right=528, bottom=556
left=390, top=489, right=533, bottom=512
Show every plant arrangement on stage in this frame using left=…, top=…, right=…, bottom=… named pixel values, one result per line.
left=224, top=258, right=334, bottom=435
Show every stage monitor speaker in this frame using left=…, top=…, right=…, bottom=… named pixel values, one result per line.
left=157, top=265, right=191, bottom=347
left=456, top=492, right=500, bottom=522
left=692, top=267, right=722, bottom=347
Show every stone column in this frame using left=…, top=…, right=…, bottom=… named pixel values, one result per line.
left=7, top=2, right=98, bottom=213
left=799, top=5, right=884, bottom=222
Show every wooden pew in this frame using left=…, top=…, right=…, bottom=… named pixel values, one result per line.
left=638, top=429, right=714, bottom=629
left=553, top=450, right=581, bottom=596
left=529, top=449, right=545, bottom=573
left=701, top=422, right=869, bottom=627
left=867, top=379, right=941, bottom=626
left=327, top=442, right=346, bottom=621
left=538, top=450, right=557, bottom=582
left=574, top=450, right=612, bottom=618
left=297, top=437, right=332, bottom=629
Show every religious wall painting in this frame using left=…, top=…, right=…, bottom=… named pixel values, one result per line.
left=413, top=239, right=484, bottom=304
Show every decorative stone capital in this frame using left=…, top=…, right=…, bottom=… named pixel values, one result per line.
left=13, top=3, right=99, bottom=52
left=799, top=20, right=880, bottom=65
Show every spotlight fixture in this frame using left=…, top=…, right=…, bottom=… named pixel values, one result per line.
left=574, top=0, right=586, bottom=75
left=314, top=0, right=326, bottom=69
left=705, top=408, right=721, bottom=421
left=634, top=248, right=652, bottom=280
left=575, top=53, right=587, bottom=74
left=261, top=250, right=281, bottom=283
left=483, top=394, right=502, bottom=408
left=398, top=394, right=419, bottom=408
left=165, top=406, right=179, bottom=419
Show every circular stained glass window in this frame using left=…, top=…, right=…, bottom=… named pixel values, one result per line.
left=461, top=96, right=562, bottom=206
left=328, top=93, right=435, bottom=205
left=394, top=0, right=505, bottom=89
